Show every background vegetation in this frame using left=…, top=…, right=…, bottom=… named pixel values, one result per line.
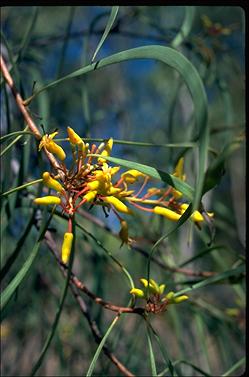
left=1, top=6, right=245, bottom=376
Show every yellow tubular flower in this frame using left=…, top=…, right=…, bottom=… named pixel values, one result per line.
left=98, top=138, right=113, bottom=163
left=34, top=196, right=61, bottom=205
left=140, top=278, right=159, bottom=295
left=153, top=206, right=181, bottom=221
left=67, top=126, right=84, bottom=146
left=130, top=288, right=145, bottom=298
left=173, top=295, right=189, bottom=304
left=121, top=169, right=145, bottom=184
left=159, top=284, right=166, bottom=295
left=87, top=180, right=102, bottom=191
left=104, top=196, right=132, bottom=214
left=173, top=157, right=186, bottom=181
left=83, top=190, right=97, bottom=202
left=180, top=203, right=214, bottom=223
left=39, top=132, right=66, bottom=160
left=165, top=291, right=189, bottom=304
left=62, top=232, right=73, bottom=264
left=42, top=172, right=63, bottom=192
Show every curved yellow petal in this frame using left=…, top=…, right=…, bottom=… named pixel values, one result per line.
left=84, top=190, right=97, bottom=202
left=46, top=140, right=66, bottom=160
left=67, top=126, right=84, bottom=145
left=42, top=172, right=63, bottom=192
left=130, top=288, right=145, bottom=298
left=34, top=196, right=61, bottom=205
left=98, top=138, right=113, bottom=163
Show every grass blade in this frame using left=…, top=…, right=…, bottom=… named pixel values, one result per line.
left=171, top=6, right=195, bottom=48
left=86, top=314, right=120, bottom=376
left=146, top=325, right=158, bottom=376
left=91, top=6, right=119, bottom=62
left=0, top=208, right=53, bottom=311
left=222, top=357, right=245, bottom=376
left=1, top=179, right=42, bottom=197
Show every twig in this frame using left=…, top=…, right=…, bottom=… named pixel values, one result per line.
left=44, top=231, right=144, bottom=315
left=44, top=230, right=135, bottom=377
left=0, top=54, right=62, bottom=174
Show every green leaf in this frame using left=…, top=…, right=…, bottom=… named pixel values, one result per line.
left=146, top=326, right=158, bottom=376
left=91, top=6, right=119, bottom=62
left=202, top=137, right=243, bottom=194
left=0, top=209, right=53, bottom=311
left=171, top=6, right=195, bottom=48
left=1, top=179, right=42, bottom=197
left=0, top=210, right=36, bottom=282
left=222, top=357, right=245, bottom=377
left=86, top=314, right=120, bottom=376
left=89, top=154, right=194, bottom=200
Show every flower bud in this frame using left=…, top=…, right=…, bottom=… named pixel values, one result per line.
left=98, top=138, right=113, bottom=163
left=34, top=196, right=61, bottom=205
left=153, top=206, right=181, bottom=221
left=62, top=232, right=73, bottom=264
left=83, top=190, right=97, bottom=202
left=119, top=220, right=129, bottom=245
left=67, top=127, right=84, bottom=146
left=42, top=172, right=63, bottom=192
left=104, top=196, right=132, bottom=214
left=130, top=288, right=145, bottom=298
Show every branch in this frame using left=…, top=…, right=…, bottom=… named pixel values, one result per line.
left=0, top=54, right=62, bottom=174
left=43, top=230, right=136, bottom=376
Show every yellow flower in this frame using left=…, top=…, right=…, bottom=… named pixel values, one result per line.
left=153, top=206, right=181, bottom=221
left=34, top=196, right=61, bottom=205
left=164, top=291, right=189, bottom=304
left=172, top=157, right=186, bottom=199
left=39, top=131, right=66, bottom=160
left=180, top=203, right=214, bottom=223
left=130, top=288, right=145, bottom=298
left=130, top=277, right=189, bottom=311
left=121, top=169, right=145, bottom=184
left=67, top=127, right=85, bottom=150
left=62, top=232, right=73, bottom=264
left=42, top=172, right=63, bottom=192
left=98, top=138, right=113, bottom=163
left=104, top=196, right=132, bottom=214
left=83, top=190, right=97, bottom=202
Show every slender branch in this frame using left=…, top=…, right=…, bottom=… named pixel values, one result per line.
left=0, top=54, right=62, bottom=174
left=0, top=55, right=41, bottom=139
left=44, top=230, right=144, bottom=315
left=43, top=230, right=135, bottom=377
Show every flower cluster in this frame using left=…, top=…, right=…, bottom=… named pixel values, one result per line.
left=201, top=15, right=232, bottom=37
left=130, top=278, right=189, bottom=314
left=34, top=127, right=213, bottom=263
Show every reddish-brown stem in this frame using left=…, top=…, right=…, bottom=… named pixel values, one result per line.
left=129, top=201, right=154, bottom=213
left=0, top=55, right=64, bottom=175
left=133, top=176, right=149, bottom=198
